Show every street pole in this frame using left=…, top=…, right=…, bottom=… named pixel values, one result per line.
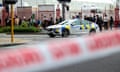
left=11, top=4, right=14, bottom=43
left=62, top=2, right=65, bottom=21
left=21, top=0, right=22, bottom=7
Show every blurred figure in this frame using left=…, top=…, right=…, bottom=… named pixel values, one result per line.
left=76, top=15, right=80, bottom=19
left=109, top=16, right=113, bottom=30
left=59, top=16, right=63, bottom=23
left=99, top=16, right=103, bottom=32
left=89, top=15, right=93, bottom=22
left=15, top=16, right=20, bottom=26
left=84, top=15, right=87, bottom=20
left=103, top=15, right=109, bottom=30
left=49, top=17, right=54, bottom=26
left=72, top=16, right=75, bottom=19
left=96, top=15, right=103, bottom=32
left=0, top=18, right=1, bottom=25
left=23, top=16, right=26, bottom=21
left=56, top=18, right=59, bottom=24
left=37, top=18, right=42, bottom=26
left=92, top=16, right=96, bottom=22
left=19, top=18, right=22, bottom=26
left=6, top=17, right=11, bottom=26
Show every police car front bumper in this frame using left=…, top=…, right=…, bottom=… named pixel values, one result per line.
left=47, top=28, right=61, bottom=36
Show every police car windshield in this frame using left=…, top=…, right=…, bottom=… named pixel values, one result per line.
left=58, top=20, right=69, bottom=25
left=82, top=20, right=93, bottom=25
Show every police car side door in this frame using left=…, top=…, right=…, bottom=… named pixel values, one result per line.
left=71, top=20, right=81, bottom=34
left=80, top=20, right=91, bottom=33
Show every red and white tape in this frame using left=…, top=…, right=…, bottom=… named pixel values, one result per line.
left=0, top=30, right=120, bottom=72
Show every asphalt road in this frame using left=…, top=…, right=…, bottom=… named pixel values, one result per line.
left=43, top=52, right=120, bottom=72
left=0, top=33, right=87, bottom=42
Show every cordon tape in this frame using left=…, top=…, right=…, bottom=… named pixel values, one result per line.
left=0, top=30, right=120, bottom=72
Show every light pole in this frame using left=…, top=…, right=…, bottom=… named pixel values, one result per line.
left=3, top=0, right=18, bottom=43
left=11, top=4, right=14, bottom=43
left=62, top=2, right=65, bottom=20
left=115, top=0, right=119, bottom=27
left=36, top=0, right=38, bottom=19
left=21, top=0, right=22, bottom=7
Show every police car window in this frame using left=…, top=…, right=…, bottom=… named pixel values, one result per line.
left=59, top=21, right=68, bottom=25
left=81, top=20, right=91, bottom=25
left=72, top=20, right=80, bottom=25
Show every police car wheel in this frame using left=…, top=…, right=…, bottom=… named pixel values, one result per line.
left=62, top=29, right=69, bottom=37
left=89, top=29, right=96, bottom=35
left=48, top=34, right=56, bottom=38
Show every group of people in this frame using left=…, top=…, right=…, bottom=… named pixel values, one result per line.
left=4, top=14, right=114, bottom=31
left=5, top=16, right=55, bottom=28
left=84, top=15, right=114, bottom=32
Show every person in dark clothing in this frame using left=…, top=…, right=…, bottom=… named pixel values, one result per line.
left=84, top=16, right=87, bottom=20
left=59, top=16, right=63, bottom=23
left=49, top=17, right=54, bottom=26
left=72, top=16, right=75, bottom=19
left=56, top=18, right=59, bottom=24
left=109, top=16, right=113, bottom=30
left=103, top=15, right=109, bottom=30
left=42, top=20, right=46, bottom=30
left=0, top=19, right=1, bottom=25
left=89, top=16, right=93, bottom=22
left=19, top=18, right=22, bottom=26
left=76, top=15, right=80, bottom=19
left=92, top=16, right=96, bottom=22
left=6, top=17, right=11, bottom=26
left=96, top=15, right=103, bottom=32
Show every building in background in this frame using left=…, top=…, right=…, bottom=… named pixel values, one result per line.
left=0, top=0, right=116, bottom=22
left=38, top=5, right=55, bottom=22
left=17, top=7, right=32, bottom=19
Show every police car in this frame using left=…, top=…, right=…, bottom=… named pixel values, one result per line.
left=46, top=19, right=99, bottom=37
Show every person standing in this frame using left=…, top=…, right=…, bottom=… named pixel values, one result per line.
left=49, top=17, right=54, bottom=26
left=92, top=16, right=96, bottom=22
left=109, top=16, right=113, bottom=30
left=15, top=16, right=19, bottom=26
left=103, top=15, right=109, bottom=30
left=96, top=15, right=103, bottom=32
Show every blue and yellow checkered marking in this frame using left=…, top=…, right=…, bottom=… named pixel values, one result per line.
left=61, top=25, right=70, bottom=32
left=80, top=24, right=93, bottom=31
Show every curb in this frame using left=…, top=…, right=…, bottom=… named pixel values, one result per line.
left=6, top=32, right=47, bottom=35
left=0, top=43, right=26, bottom=47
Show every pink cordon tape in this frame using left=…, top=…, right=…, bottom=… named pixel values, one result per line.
left=48, top=40, right=82, bottom=60
left=0, top=48, right=45, bottom=72
left=85, top=31, right=120, bottom=52
left=0, top=39, right=84, bottom=72
left=0, top=30, right=120, bottom=72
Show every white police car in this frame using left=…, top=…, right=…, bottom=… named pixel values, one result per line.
left=46, top=19, right=99, bottom=37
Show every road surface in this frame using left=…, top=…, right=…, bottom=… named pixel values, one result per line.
left=43, top=52, right=120, bottom=72
left=0, top=33, right=87, bottom=42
